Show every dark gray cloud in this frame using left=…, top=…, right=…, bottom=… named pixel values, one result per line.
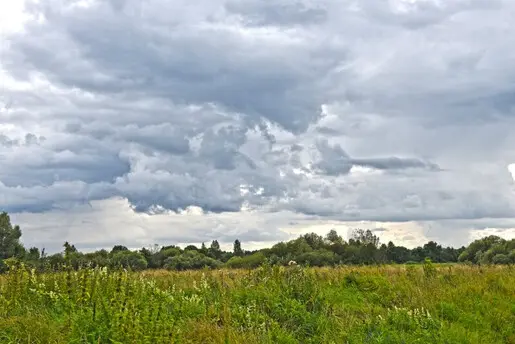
left=1, top=0, right=515, bottom=249
left=313, top=139, right=440, bottom=176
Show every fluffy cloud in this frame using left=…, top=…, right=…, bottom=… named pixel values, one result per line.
left=1, top=0, right=515, bottom=250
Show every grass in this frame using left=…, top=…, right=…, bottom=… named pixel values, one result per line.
left=0, top=263, right=514, bottom=343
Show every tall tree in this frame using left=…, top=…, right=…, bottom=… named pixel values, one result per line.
left=111, top=245, right=128, bottom=254
left=0, top=212, right=24, bottom=260
left=209, top=240, right=222, bottom=259
left=351, top=229, right=380, bottom=248
left=233, top=239, right=243, bottom=257
left=325, top=229, right=343, bottom=245
left=200, top=242, right=208, bottom=255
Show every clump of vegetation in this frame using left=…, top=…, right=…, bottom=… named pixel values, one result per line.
left=0, top=264, right=513, bottom=343
left=458, top=235, right=515, bottom=265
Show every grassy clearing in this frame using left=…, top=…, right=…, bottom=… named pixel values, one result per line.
left=0, top=263, right=514, bottom=343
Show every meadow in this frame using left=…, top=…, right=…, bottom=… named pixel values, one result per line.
left=0, top=262, right=514, bottom=344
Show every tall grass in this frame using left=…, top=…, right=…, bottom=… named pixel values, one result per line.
left=0, top=263, right=513, bottom=343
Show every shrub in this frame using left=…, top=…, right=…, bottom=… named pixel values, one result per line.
left=164, top=251, right=221, bottom=270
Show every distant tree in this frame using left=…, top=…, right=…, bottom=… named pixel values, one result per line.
left=184, top=245, right=199, bottom=251
left=296, top=249, right=337, bottom=267
left=226, top=252, right=265, bottom=269
left=111, top=245, right=129, bottom=254
left=270, top=242, right=288, bottom=257
left=302, top=233, right=325, bottom=250
left=492, top=254, right=510, bottom=265
left=141, top=246, right=181, bottom=269
left=351, top=229, right=380, bottom=248
left=164, top=251, right=220, bottom=270
left=386, top=241, right=412, bottom=263
left=0, top=212, right=24, bottom=261
left=458, top=236, right=506, bottom=263
left=209, top=240, right=222, bottom=259
left=47, top=253, right=65, bottom=271
left=200, top=242, right=208, bottom=255
left=63, top=241, right=77, bottom=260
left=26, top=247, right=41, bottom=261
left=83, top=249, right=109, bottom=268
left=287, top=237, right=313, bottom=255
left=325, top=229, right=343, bottom=245
left=210, top=240, right=220, bottom=251
left=233, top=239, right=244, bottom=257
left=110, top=251, right=148, bottom=271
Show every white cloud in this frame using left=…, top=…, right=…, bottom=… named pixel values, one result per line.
left=508, top=164, right=515, bottom=182
left=0, top=1, right=29, bottom=34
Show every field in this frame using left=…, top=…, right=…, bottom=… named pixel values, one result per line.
left=0, top=263, right=514, bottom=343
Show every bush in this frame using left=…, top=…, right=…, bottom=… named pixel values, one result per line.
left=110, top=251, right=148, bottom=271
left=225, top=252, right=266, bottom=269
left=164, top=251, right=221, bottom=270
left=296, top=249, right=337, bottom=267
left=492, top=254, right=510, bottom=265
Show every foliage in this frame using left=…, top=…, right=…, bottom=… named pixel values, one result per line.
left=110, top=250, right=148, bottom=271
left=226, top=252, right=266, bottom=269
left=164, top=250, right=221, bottom=270
left=458, top=236, right=515, bottom=265
left=0, top=264, right=513, bottom=343
left=0, top=212, right=24, bottom=272
left=233, top=239, right=244, bottom=257
left=0, top=211, right=511, bottom=276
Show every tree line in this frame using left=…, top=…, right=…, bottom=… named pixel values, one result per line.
left=1, top=211, right=514, bottom=272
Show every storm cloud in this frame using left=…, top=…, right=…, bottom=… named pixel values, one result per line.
left=1, top=0, right=515, bottom=250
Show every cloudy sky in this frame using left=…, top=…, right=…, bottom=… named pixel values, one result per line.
left=1, top=0, right=514, bottom=253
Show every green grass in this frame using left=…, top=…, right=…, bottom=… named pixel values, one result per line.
left=0, top=263, right=514, bottom=343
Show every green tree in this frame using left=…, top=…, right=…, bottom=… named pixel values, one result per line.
left=26, top=247, right=41, bottom=261
left=492, top=254, right=510, bottom=265
left=226, top=252, right=265, bottom=269
left=458, top=236, right=506, bottom=263
left=351, top=229, right=380, bottom=248
left=208, top=240, right=222, bottom=259
left=110, top=251, right=148, bottom=271
left=164, top=251, right=220, bottom=270
left=233, top=239, right=243, bottom=257
left=325, top=229, right=343, bottom=245
left=111, top=245, right=129, bottom=254
left=0, top=212, right=24, bottom=261
left=302, top=233, right=325, bottom=250
left=200, top=242, right=208, bottom=255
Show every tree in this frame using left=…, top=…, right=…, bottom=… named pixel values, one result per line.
left=492, top=254, right=510, bottom=265
left=111, top=245, right=129, bottom=254
left=233, top=239, right=243, bottom=257
left=0, top=212, right=24, bottom=260
left=458, top=236, right=506, bottom=263
left=164, top=251, right=221, bottom=270
left=63, top=241, right=77, bottom=257
left=226, top=252, right=265, bottom=269
left=209, top=240, right=222, bottom=259
left=210, top=240, right=220, bottom=251
left=110, top=251, right=148, bottom=271
left=351, top=229, right=380, bottom=248
left=26, top=247, right=41, bottom=261
left=302, top=233, right=325, bottom=250
left=296, top=249, right=337, bottom=267
left=325, top=229, right=343, bottom=245
left=200, top=242, right=208, bottom=255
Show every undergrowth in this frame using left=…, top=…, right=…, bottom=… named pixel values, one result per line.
left=0, top=264, right=513, bottom=343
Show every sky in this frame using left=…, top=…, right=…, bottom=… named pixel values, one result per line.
left=1, top=0, right=514, bottom=253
